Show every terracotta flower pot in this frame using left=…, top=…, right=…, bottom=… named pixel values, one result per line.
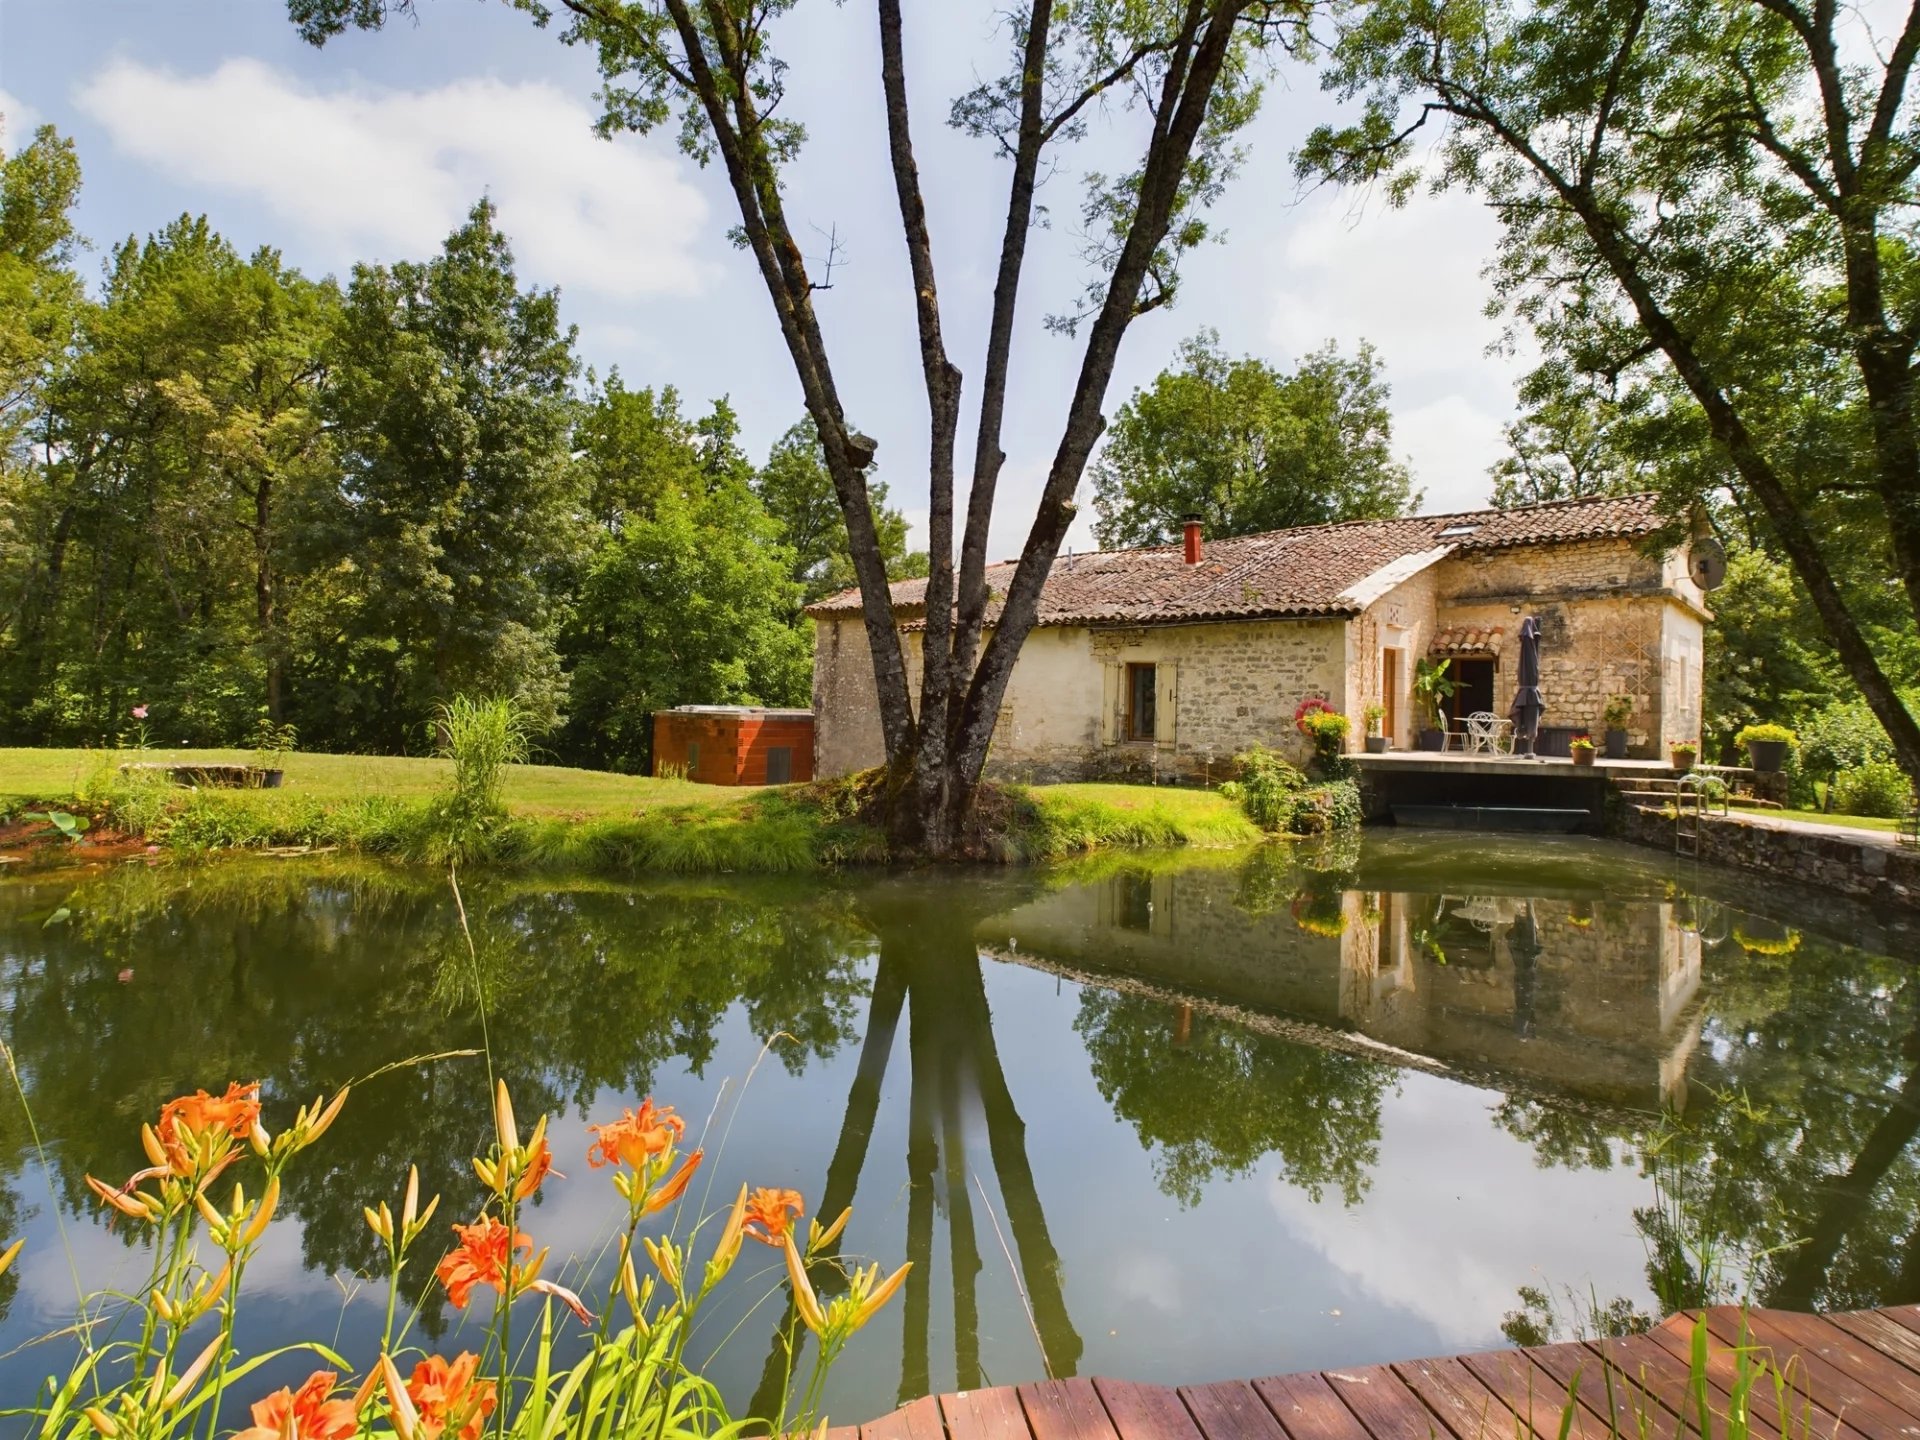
left=1571, top=747, right=1596, bottom=767
left=1671, top=750, right=1697, bottom=773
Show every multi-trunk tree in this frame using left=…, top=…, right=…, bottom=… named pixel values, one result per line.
left=1300, top=0, right=1920, bottom=779
left=291, top=0, right=1313, bottom=854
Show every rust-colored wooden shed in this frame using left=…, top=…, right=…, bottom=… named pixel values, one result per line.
left=651, top=706, right=814, bottom=786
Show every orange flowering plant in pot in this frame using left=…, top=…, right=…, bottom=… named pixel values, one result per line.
left=34, top=1073, right=904, bottom=1440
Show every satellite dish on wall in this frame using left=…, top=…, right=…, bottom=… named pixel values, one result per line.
left=1689, top=535, right=1728, bottom=590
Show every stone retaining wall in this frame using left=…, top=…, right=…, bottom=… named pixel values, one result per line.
left=1618, top=804, right=1920, bottom=910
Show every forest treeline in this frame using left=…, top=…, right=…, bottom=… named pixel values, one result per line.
left=0, top=126, right=924, bottom=771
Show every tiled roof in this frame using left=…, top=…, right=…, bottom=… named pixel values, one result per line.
left=806, top=492, right=1667, bottom=627
left=1429, top=624, right=1506, bottom=656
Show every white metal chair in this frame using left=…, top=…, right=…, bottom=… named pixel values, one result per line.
left=1466, top=711, right=1511, bottom=755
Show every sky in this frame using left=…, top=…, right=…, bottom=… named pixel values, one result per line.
left=0, top=0, right=1530, bottom=559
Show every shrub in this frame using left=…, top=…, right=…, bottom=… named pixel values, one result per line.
left=1288, top=778, right=1362, bottom=835
left=434, top=695, right=532, bottom=854
left=1734, top=722, right=1796, bottom=747
left=1219, top=745, right=1307, bottom=831
left=1602, top=694, right=1634, bottom=729
left=1833, top=760, right=1914, bottom=818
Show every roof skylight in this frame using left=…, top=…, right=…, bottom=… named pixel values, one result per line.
left=1435, top=523, right=1481, bottom=539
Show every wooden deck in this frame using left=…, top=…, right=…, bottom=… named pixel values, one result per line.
left=829, top=1306, right=1920, bottom=1440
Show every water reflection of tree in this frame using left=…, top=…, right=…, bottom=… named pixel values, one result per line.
left=0, top=862, right=871, bottom=1328
left=1073, top=991, right=1389, bottom=1208
left=1491, top=924, right=1920, bottom=1314
left=747, top=884, right=1083, bottom=1412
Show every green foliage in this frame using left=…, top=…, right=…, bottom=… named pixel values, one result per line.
left=1799, top=695, right=1914, bottom=779
left=249, top=717, right=299, bottom=770
left=753, top=417, right=927, bottom=602
left=1297, top=708, right=1350, bottom=775
left=1603, top=694, right=1634, bottom=729
left=22, top=808, right=87, bottom=843
left=434, top=695, right=531, bottom=851
left=1735, top=723, right=1796, bottom=747
left=1091, top=331, right=1418, bottom=548
left=1489, top=380, right=1653, bottom=508
left=1833, top=762, right=1914, bottom=819
left=1288, top=779, right=1362, bottom=835
left=1219, top=745, right=1307, bottom=831
left=1412, top=657, right=1456, bottom=728
left=560, top=482, right=811, bottom=773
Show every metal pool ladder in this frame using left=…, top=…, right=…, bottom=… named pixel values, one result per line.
left=1675, top=774, right=1709, bottom=857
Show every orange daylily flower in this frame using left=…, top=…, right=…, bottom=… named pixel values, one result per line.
left=514, top=1132, right=555, bottom=1201
left=586, top=1099, right=685, bottom=1169
left=155, top=1082, right=261, bottom=1174
left=434, top=1216, right=536, bottom=1309
left=233, top=1370, right=358, bottom=1440
left=406, top=1353, right=497, bottom=1440
left=742, top=1187, right=804, bottom=1246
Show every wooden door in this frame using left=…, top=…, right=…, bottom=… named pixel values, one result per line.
left=1382, top=649, right=1400, bottom=742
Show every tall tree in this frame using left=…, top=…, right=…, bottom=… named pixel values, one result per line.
left=1489, top=376, right=1652, bottom=509
left=1092, top=330, right=1418, bottom=547
left=291, top=0, right=1314, bottom=855
left=755, top=417, right=926, bottom=603
left=304, top=198, right=583, bottom=749
left=1299, top=0, right=1920, bottom=779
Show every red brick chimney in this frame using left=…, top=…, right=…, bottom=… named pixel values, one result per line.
left=1182, top=515, right=1203, bottom=565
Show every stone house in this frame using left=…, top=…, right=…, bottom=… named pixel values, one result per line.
left=808, top=493, right=1709, bottom=781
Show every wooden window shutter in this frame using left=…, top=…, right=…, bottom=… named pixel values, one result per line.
left=1154, top=661, right=1178, bottom=745
left=1101, top=664, right=1121, bottom=746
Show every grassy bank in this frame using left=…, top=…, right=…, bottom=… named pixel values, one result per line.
left=0, top=747, right=1261, bottom=872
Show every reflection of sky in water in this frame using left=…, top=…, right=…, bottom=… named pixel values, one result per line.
left=0, top=835, right=1910, bottom=1429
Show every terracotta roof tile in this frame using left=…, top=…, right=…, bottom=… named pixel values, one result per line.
left=806, top=492, right=1667, bottom=627
left=1429, top=624, right=1506, bottom=656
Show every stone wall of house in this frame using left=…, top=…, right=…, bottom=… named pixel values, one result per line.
left=1348, top=568, right=1441, bottom=748
left=810, top=612, right=1348, bottom=781
left=1432, top=538, right=1708, bottom=753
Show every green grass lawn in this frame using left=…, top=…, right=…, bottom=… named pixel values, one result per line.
left=1746, top=805, right=1907, bottom=835
left=0, top=748, right=1261, bottom=869
left=0, top=747, right=750, bottom=819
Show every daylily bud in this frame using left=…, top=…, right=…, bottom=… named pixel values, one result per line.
left=303, top=1086, right=348, bottom=1146
left=711, top=1184, right=748, bottom=1274
left=493, top=1079, right=519, bottom=1158
left=151, top=1291, right=177, bottom=1325
left=193, top=1190, right=226, bottom=1233
left=82, top=1408, right=118, bottom=1437
left=249, top=1120, right=271, bottom=1158
left=401, top=1166, right=420, bottom=1233
left=529, top=1276, right=595, bottom=1325
left=808, top=1206, right=852, bottom=1255
left=639, top=1149, right=703, bottom=1217
left=620, top=1252, right=642, bottom=1318
left=378, top=1354, right=420, bottom=1440
left=782, top=1232, right=827, bottom=1336
left=238, top=1176, right=280, bottom=1247
left=851, top=1262, right=911, bottom=1331
left=407, top=1193, right=440, bottom=1245
left=365, top=1205, right=393, bottom=1243
left=643, top=1236, right=680, bottom=1290
left=473, top=1157, right=500, bottom=1193
left=0, top=1238, right=20, bottom=1280
left=141, top=1124, right=168, bottom=1170
left=162, top=1333, right=222, bottom=1407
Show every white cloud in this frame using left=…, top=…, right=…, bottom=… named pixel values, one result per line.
left=73, top=58, right=711, bottom=300
left=1396, top=394, right=1509, bottom=514
left=0, top=88, right=40, bottom=148
left=1268, top=186, right=1531, bottom=515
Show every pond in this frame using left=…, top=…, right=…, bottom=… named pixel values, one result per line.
left=0, top=834, right=1915, bottom=1425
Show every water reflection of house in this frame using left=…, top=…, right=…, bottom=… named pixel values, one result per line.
left=983, top=866, right=1703, bottom=1111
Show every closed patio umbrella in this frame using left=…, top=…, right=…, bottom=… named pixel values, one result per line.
left=1510, top=614, right=1545, bottom=758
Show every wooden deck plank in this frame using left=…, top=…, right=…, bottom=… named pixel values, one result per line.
left=1456, top=1345, right=1596, bottom=1439
left=1247, top=1373, right=1371, bottom=1440
left=1828, top=1308, right=1920, bottom=1375
left=1881, top=1305, right=1920, bottom=1341
left=825, top=1427, right=863, bottom=1440
left=1093, top=1379, right=1204, bottom=1440
left=1645, top=1311, right=1858, bottom=1440
left=1702, top=1308, right=1920, bottom=1435
left=1312, top=1362, right=1442, bottom=1440
left=1393, top=1355, right=1518, bottom=1439
left=1744, top=1306, right=1920, bottom=1420
left=1018, top=1379, right=1121, bottom=1440
left=1524, top=1338, right=1655, bottom=1435
left=1176, top=1382, right=1289, bottom=1440
left=864, top=1395, right=948, bottom=1440
left=943, top=1386, right=1034, bottom=1440
left=1582, top=1331, right=1764, bottom=1435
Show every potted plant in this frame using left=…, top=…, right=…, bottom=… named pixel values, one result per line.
left=1294, top=697, right=1351, bottom=774
left=1363, top=702, right=1389, bottom=753
left=1412, top=657, right=1456, bottom=752
left=1601, top=694, right=1633, bottom=759
left=1569, top=731, right=1597, bottom=767
left=1670, top=740, right=1698, bottom=773
left=1735, top=722, right=1796, bottom=774
left=249, top=717, right=298, bottom=789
